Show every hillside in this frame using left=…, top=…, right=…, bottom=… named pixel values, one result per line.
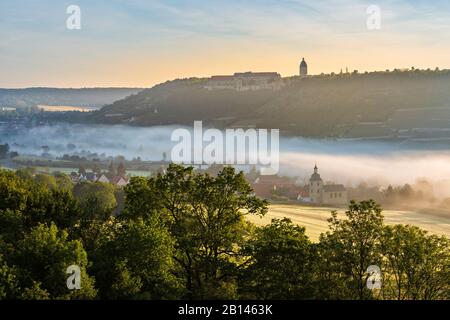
left=0, top=87, right=143, bottom=109
left=91, top=70, right=450, bottom=138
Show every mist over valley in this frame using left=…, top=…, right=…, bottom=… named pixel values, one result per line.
left=2, top=122, right=450, bottom=194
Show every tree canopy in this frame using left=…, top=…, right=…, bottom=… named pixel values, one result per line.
left=0, top=168, right=448, bottom=300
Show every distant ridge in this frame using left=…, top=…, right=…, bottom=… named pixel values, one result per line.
left=0, top=87, right=144, bottom=109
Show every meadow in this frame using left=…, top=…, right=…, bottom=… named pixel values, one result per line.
left=247, top=203, right=450, bottom=242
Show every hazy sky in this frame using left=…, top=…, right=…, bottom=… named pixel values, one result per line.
left=1, top=0, right=450, bottom=88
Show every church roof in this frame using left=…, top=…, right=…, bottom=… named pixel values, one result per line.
left=310, top=164, right=321, bottom=181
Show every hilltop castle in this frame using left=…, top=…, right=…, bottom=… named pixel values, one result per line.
left=309, top=165, right=347, bottom=205
left=204, top=58, right=308, bottom=91
left=204, top=72, right=284, bottom=91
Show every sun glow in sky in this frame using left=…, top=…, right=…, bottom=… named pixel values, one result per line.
left=1, top=0, right=450, bottom=88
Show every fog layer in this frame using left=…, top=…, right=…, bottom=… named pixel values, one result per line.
left=2, top=123, right=450, bottom=193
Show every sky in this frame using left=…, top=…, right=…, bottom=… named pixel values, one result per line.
left=1, top=0, right=450, bottom=88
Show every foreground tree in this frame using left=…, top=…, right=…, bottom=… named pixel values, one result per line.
left=34, top=174, right=57, bottom=190
left=0, top=170, right=80, bottom=232
left=1, top=168, right=449, bottom=300
left=54, top=173, right=73, bottom=193
left=0, top=253, right=19, bottom=299
left=316, top=200, right=383, bottom=299
left=73, top=181, right=117, bottom=214
left=239, top=218, right=316, bottom=299
left=11, top=223, right=97, bottom=299
left=91, top=217, right=182, bottom=299
left=380, top=225, right=450, bottom=300
left=123, top=164, right=268, bottom=299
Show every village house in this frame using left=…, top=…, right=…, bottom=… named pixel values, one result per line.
left=251, top=175, right=306, bottom=200
left=96, top=174, right=110, bottom=183
left=74, top=172, right=129, bottom=187
left=110, top=176, right=129, bottom=187
left=78, top=172, right=98, bottom=182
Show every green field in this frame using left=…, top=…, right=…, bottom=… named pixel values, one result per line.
left=247, top=204, right=450, bottom=242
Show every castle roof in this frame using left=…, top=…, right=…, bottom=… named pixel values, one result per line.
left=210, top=75, right=235, bottom=81
left=234, top=72, right=280, bottom=78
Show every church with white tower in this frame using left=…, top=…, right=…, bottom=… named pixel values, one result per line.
left=309, top=165, right=348, bottom=205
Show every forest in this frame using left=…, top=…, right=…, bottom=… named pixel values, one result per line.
left=0, top=165, right=449, bottom=300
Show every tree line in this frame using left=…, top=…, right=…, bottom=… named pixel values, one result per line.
left=0, top=165, right=448, bottom=300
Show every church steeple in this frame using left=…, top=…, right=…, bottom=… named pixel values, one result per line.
left=310, top=164, right=322, bottom=182
left=309, top=164, right=323, bottom=204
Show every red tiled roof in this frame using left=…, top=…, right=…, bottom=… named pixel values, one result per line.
left=251, top=175, right=309, bottom=199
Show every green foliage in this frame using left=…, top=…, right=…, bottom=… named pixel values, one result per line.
left=0, top=209, right=24, bottom=243
left=0, top=254, right=19, bottom=299
left=15, top=167, right=36, bottom=181
left=380, top=225, right=450, bottom=300
left=19, top=281, right=50, bottom=300
left=34, top=174, right=57, bottom=190
left=91, top=217, right=182, bottom=299
left=0, top=169, right=29, bottom=212
left=239, top=218, right=315, bottom=299
left=0, top=168, right=448, bottom=300
left=122, top=176, right=163, bottom=220
left=11, top=223, right=97, bottom=299
left=54, top=173, right=73, bottom=193
left=123, top=164, right=268, bottom=299
left=316, top=200, right=383, bottom=299
left=73, top=181, right=117, bottom=214
left=161, top=165, right=267, bottom=299
left=0, top=170, right=80, bottom=232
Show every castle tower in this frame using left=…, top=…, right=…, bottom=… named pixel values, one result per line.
left=309, top=164, right=323, bottom=204
left=300, top=58, right=308, bottom=77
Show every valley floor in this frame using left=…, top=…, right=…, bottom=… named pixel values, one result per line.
left=246, top=204, right=450, bottom=242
